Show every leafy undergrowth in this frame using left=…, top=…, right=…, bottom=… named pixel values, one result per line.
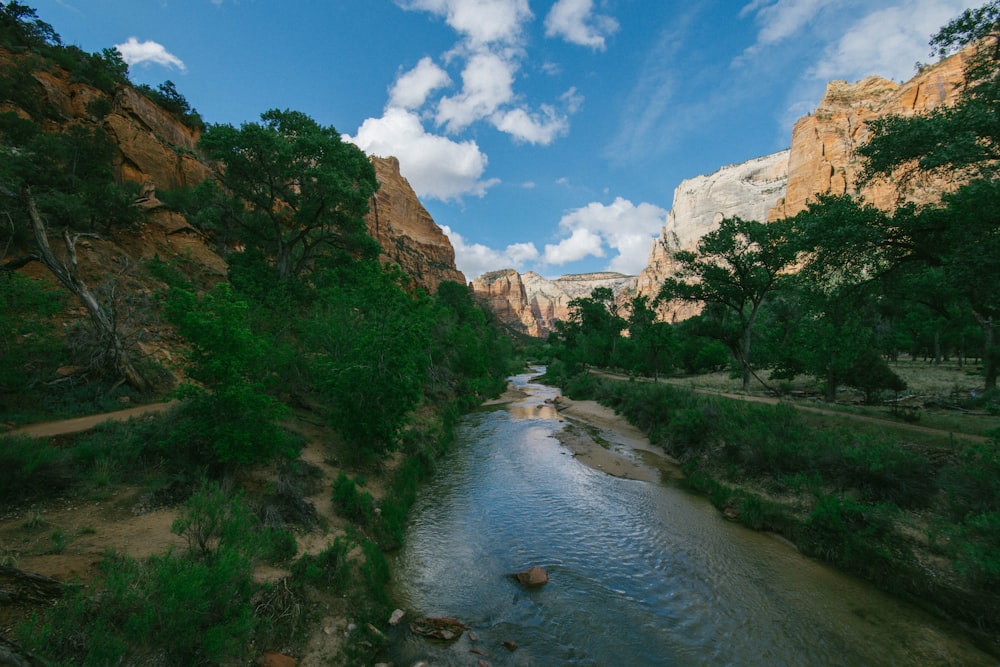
left=545, top=368, right=1000, bottom=658
left=0, top=400, right=461, bottom=666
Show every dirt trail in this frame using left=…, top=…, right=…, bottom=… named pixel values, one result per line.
left=590, top=371, right=990, bottom=444
left=6, top=401, right=179, bottom=439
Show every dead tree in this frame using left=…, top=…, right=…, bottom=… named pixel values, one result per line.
left=7, top=186, right=150, bottom=392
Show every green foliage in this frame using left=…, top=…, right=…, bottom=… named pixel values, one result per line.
left=0, top=272, right=65, bottom=407
left=20, top=489, right=267, bottom=666
left=163, top=283, right=295, bottom=467
left=136, top=80, right=204, bottom=130
left=331, top=471, right=375, bottom=525
left=291, top=538, right=350, bottom=590
left=198, top=108, right=379, bottom=280
left=0, top=435, right=72, bottom=503
left=307, top=262, right=430, bottom=462
left=170, top=481, right=264, bottom=560
left=659, top=216, right=797, bottom=390
left=0, top=2, right=59, bottom=50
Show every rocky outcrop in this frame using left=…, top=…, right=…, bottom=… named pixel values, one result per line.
left=365, top=156, right=466, bottom=292
left=769, top=50, right=967, bottom=220
left=633, top=150, right=790, bottom=318
left=105, top=87, right=211, bottom=191
left=471, top=270, right=633, bottom=337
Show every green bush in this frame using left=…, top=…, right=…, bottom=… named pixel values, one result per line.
left=19, top=548, right=257, bottom=666
left=331, top=471, right=374, bottom=525
left=0, top=435, right=74, bottom=504
left=291, top=538, right=350, bottom=591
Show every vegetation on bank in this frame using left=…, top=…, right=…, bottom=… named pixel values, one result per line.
left=1, top=4, right=522, bottom=665
left=541, top=364, right=1000, bottom=651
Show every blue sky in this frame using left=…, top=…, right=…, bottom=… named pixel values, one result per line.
left=30, top=0, right=975, bottom=279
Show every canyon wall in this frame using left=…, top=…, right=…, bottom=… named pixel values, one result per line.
left=2, top=48, right=464, bottom=294
left=769, top=49, right=967, bottom=220
left=471, top=270, right=633, bottom=337
left=473, top=47, right=969, bottom=335
left=366, top=156, right=466, bottom=292
left=633, top=150, right=790, bottom=317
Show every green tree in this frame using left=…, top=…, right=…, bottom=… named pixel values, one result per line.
left=307, top=261, right=429, bottom=462
left=198, top=109, right=379, bottom=280
left=658, top=216, right=797, bottom=391
left=622, top=295, right=676, bottom=380
left=559, top=286, right=626, bottom=370
left=164, top=282, right=293, bottom=467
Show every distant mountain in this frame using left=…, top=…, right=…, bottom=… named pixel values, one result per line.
left=473, top=46, right=970, bottom=335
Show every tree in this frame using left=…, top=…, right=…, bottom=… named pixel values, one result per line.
left=198, top=109, right=379, bottom=281
left=622, top=295, right=676, bottom=380
left=306, top=261, right=430, bottom=462
left=860, top=2, right=1000, bottom=189
left=849, top=5, right=1000, bottom=388
left=1, top=115, right=149, bottom=390
left=560, top=287, right=626, bottom=370
left=658, top=216, right=797, bottom=391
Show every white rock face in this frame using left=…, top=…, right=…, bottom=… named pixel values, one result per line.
left=522, top=271, right=634, bottom=336
left=634, top=150, right=790, bottom=310
left=664, top=149, right=789, bottom=252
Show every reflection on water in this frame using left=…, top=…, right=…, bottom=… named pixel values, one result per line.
left=383, top=370, right=995, bottom=666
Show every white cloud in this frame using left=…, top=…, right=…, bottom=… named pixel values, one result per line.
left=389, top=57, right=452, bottom=109
left=345, top=107, right=498, bottom=201
left=543, top=228, right=605, bottom=265
left=808, top=0, right=971, bottom=83
left=442, top=224, right=539, bottom=277
left=114, top=37, right=186, bottom=71
left=436, top=51, right=516, bottom=132
left=492, top=105, right=568, bottom=144
left=544, top=197, right=667, bottom=273
left=740, top=0, right=838, bottom=49
left=544, top=0, right=620, bottom=50
left=396, top=0, right=532, bottom=47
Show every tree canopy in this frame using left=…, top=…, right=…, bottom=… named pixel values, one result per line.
left=198, top=109, right=380, bottom=281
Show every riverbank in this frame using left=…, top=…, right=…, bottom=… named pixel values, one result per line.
left=552, top=396, right=679, bottom=483
left=539, top=369, right=1000, bottom=659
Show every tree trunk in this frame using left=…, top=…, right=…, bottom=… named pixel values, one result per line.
left=23, top=187, right=149, bottom=392
left=971, top=311, right=997, bottom=390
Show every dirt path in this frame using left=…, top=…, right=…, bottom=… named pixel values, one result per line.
left=6, top=401, right=179, bottom=439
left=590, top=371, right=990, bottom=443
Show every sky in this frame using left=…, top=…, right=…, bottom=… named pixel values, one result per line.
left=29, top=0, right=978, bottom=280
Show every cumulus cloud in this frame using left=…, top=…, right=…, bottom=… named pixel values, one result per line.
left=114, top=37, right=186, bottom=71
left=544, top=0, right=620, bottom=50
left=544, top=197, right=667, bottom=274
left=436, top=51, right=516, bottom=132
left=492, top=105, right=568, bottom=144
left=389, top=57, right=452, bottom=109
left=396, top=0, right=532, bottom=47
left=442, top=224, right=539, bottom=278
left=345, top=108, right=498, bottom=201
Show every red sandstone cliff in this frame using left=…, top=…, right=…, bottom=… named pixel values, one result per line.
left=366, top=156, right=466, bottom=291
left=768, top=49, right=967, bottom=221
left=2, top=48, right=463, bottom=294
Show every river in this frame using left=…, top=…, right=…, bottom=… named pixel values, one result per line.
left=382, top=370, right=995, bottom=666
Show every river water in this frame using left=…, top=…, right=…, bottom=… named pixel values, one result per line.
left=383, top=370, right=995, bottom=666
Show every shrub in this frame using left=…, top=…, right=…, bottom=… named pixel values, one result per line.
left=331, top=471, right=374, bottom=525
left=291, top=538, right=350, bottom=591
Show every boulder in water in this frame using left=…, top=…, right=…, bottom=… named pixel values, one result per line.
left=409, top=616, right=468, bottom=641
left=511, top=565, right=548, bottom=587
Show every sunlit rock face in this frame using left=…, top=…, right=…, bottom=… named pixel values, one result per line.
left=471, top=48, right=971, bottom=331
left=769, top=49, right=968, bottom=221
left=365, top=156, right=466, bottom=293
left=470, top=270, right=634, bottom=338
left=633, top=150, right=790, bottom=321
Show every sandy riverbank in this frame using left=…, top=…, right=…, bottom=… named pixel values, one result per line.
left=551, top=396, right=680, bottom=483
